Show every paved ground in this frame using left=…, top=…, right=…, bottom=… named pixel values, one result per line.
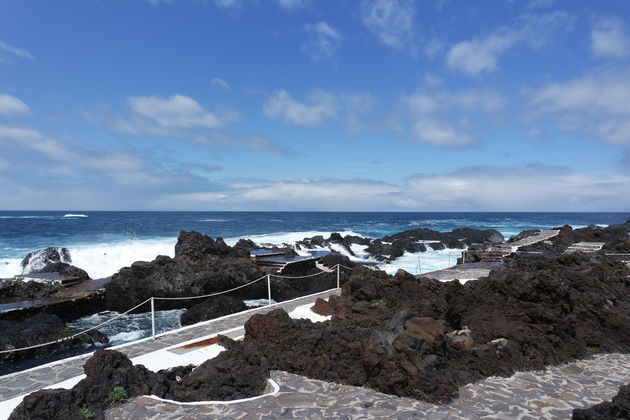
left=511, top=230, right=560, bottom=248
left=420, top=262, right=502, bottom=282
left=0, top=289, right=340, bottom=402
left=107, top=353, right=630, bottom=420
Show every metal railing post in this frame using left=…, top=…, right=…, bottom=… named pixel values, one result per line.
left=150, top=297, right=156, bottom=340
left=336, top=264, right=340, bottom=289
left=267, top=274, right=272, bottom=306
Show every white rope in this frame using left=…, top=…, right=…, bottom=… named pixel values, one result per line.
left=0, top=298, right=152, bottom=354
left=338, top=264, right=356, bottom=270
left=271, top=270, right=329, bottom=279
left=1, top=263, right=348, bottom=354
left=154, top=274, right=268, bottom=301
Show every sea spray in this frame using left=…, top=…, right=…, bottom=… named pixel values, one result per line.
left=68, top=308, right=185, bottom=346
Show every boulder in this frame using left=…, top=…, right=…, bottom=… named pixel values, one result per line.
left=0, top=279, right=59, bottom=300
left=572, top=383, right=630, bottom=419
left=180, top=295, right=248, bottom=326
left=9, top=349, right=268, bottom=420
left=18, top=247, right=90, bottom=282
left=104, top=231, right=269, bottom=311
left=20, top=247, right=72, bottom=274
left=0, top=313, right=108, bottom=367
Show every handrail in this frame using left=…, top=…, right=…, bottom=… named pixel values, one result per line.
left=0, top=263, right=354, bottom=354
left=0, top=297, right=152, bottom=354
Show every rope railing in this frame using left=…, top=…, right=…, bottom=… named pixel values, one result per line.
left=0, top=297, right=152, bottom=355
left=0, top=263, right=357, bottom=354
left=153, top=274, right=269, bottom=301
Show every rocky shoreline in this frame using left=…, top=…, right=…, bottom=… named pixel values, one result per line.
left=2, top=220, right=630, bottom=418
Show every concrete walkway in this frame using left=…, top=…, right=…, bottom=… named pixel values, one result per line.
left=107, top=353, right=630, bottom=419
left=421, top=262, right=502, bottom=282
left=0, top=289, right=340, bottom=403
left=511, top=229, right=560, bottom=248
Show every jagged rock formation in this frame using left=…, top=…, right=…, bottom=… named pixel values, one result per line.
left=216, top=251, right=630, bottom=403
left=19, top=247, right=90, bottom=281
left=572, top=383, right=630, bottom=419
left=295, top=227, right=504, bottom=262
left=0, top=313, right=108, bottom=367
left=9, top=349, right=267, bottom=420
left=0, top=278, right=60, bottom=300
left=180, top=295, right=248, bottom=326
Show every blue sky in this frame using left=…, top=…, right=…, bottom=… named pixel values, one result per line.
left=1, top=0, right=630, bottom=211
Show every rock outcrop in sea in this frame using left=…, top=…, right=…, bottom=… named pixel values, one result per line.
left=294, top=227, right=504, bottom=261
left=104, top=231, right=341, bottom=312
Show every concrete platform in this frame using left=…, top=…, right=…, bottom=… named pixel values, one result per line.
left=420, top=262, right=502, bottom=282
left=0, top=288, right=340, bottom=403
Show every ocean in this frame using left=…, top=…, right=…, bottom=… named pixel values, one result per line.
left=2, top=211, right=629, bottom=279
left=2, top=211, right=629, bottom=366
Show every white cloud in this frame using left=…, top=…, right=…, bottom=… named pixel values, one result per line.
left=128, top=94, right=232, bottom=128
left=302, top=22, right=342, bottom=61
left=404, top=89, right=504, bottom=147
left=211, top=77, right=230, bottom=89
left=0, top=94, right=31, bottom=115
left=446, top=29, right=517, bottom=75
left=274, top=0, right=309, bottom=11
left=446, top=11, right=572, bottom=75
left=529, top=67, right=630, bottom=146
left=0, top=124, right=146, bottom=175
left=0, top=40, right=35, bottom=63
left=157, top=178, right=403, bottom=210
left=263, top=90, right=337, bottom=126
left=591, top=17, right=630, bottom=59
left=360, top=0, right=415, bottom=51
left=111, top=94, right=240, bottom=135
left=213, top=0, right=241, bottom=8
left=153, top=164, right=630, bottom=211
left=405, top=164, right=630, bottom=211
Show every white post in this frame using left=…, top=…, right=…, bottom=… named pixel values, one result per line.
left=150, top=297, right=156, bottom=340
left=267, top=274, right=272, bottom=306
left=336, top=264, right=340, bottom=289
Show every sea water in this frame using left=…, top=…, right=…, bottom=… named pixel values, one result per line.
left=1, top=211, right=629, bottom=354
left=1, top=211, right=629, bottom=279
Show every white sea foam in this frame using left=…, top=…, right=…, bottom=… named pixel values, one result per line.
left=244, top=298, right=277, bottom=307
left=378, top=248, right=464, bottom=277
left=0, top=259, right=25, bottom=278
left=69, top=238, right=176, bottom=278
left=0, top=237, right=176, bottom=279
left=197, top=218, right=235, bottom=222
left=109, top=330, right=145, bottom=344
left=63, top=214, right=88, bottom=218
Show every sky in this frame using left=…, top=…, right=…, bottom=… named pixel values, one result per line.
left=1, top=0, right=630, bottom=211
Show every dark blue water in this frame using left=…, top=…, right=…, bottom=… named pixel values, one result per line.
left=1, top=211, right=629, bottom=279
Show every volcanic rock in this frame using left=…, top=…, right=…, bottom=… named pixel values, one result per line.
left=104, top=231, right=270, bottom=311
left=193, top=251, right=630, bottom=404
left=9, top=349, right=268, bottom=420
left=0, top=279, right=59, bottom=299
left=20, top=247, right=72, bottom=273
left=180, top=295, right=248, bottom=326
left=572, top=383, right=630, bottom=419
left=0, top=313, right=108, bottom=367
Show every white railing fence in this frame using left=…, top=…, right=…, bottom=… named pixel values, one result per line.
left=0, top=263, right=356, bottom=355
